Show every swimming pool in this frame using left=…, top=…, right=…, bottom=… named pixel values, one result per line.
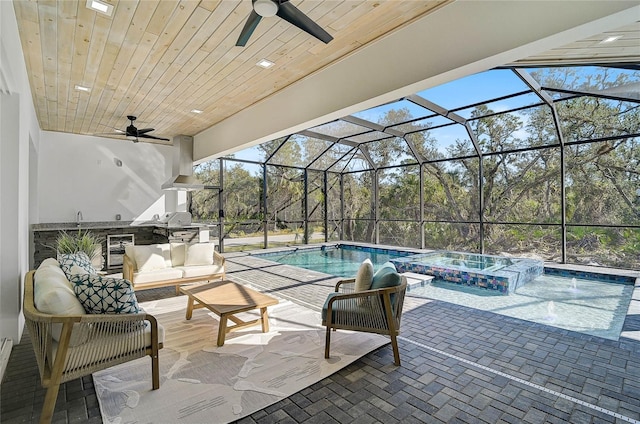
left=253, top=244, right=636, bottom=340
left=253, top=244, right=411, bottom=277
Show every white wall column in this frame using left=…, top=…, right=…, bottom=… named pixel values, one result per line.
left=0, top=92, right=21, bottom=342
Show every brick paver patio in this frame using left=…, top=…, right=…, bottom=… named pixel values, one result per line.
left=2, top=252, right=640, bottom=423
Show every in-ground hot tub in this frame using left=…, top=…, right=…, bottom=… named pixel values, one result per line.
left=391, top=251, right=544, bottom=294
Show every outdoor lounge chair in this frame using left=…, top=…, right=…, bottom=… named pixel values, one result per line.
left=23, top=269, right=163, bottom=424
left=322, top=276, right=408, bottom=366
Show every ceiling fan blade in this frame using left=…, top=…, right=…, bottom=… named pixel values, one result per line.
left=276, top=1, right=332, bottom=44
left=136, top=128, right=155, bottom=134
left=236, top=10, right=262, bottom=46
left=93, top=132, right=125, bottom=136
left=137, top=133, right=170, bottom=142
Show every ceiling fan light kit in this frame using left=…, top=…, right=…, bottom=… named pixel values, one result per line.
left=236, top=0, right=333, bottom=47
left=254, top=0, right=278, bottom=17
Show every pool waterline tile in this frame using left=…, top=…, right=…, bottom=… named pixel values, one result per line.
left=391, top=251, right=544, bottom=294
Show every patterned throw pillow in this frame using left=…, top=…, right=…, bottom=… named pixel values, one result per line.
left=58, top=252, right=97, bottom=280
left=71, top=274, right=142, bottom=315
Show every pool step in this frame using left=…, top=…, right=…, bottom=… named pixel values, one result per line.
left=401, top=272, right=434, bottom=291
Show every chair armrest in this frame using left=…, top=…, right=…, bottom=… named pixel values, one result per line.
left=334, top=278, right=355, bottom=293
left=324, top=282, right=407, bottom=328
left=123, top=254, right=135, bottom=282
left=213, top=250, right=225, bottom=267
left=327, top=285, right=398, bottom=303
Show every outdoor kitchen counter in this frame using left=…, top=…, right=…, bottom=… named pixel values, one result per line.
left=32, top=221, right=147, bottom=231
left=32, top=221, right=217, bottom=231
left=31, top=222, right=216, bottom=269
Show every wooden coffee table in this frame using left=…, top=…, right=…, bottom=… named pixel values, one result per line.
left=180, top=280, right=279, bottom=346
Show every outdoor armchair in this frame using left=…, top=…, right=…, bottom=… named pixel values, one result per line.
left=322, top=276, right=408, bottom=366
left=23, top=270, right=163, bottom=424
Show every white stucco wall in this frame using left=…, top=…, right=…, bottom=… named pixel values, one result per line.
left=37, top=132, right=174, bottom=223
left=0, top=0, right=41, bottom=345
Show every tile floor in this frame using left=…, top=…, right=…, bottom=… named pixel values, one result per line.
left=2, top=252, right=640, bottom=423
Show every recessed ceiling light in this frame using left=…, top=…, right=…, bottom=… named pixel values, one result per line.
left=600, top=35, right=622, bottom=44
left=256, top=59, right=274, bottom=69
left=86, top=0, right=114, bottom=16
left=191, top=109, right=203, bottom=114
left=74, top=85, right=91, bottom=92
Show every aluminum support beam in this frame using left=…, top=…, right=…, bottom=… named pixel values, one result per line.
left=262, top=164, right=268, bottom=249
left=303, top=169, right=309, bottom=244
left=323, top=172, right=329, bottom=242
left=513, top=68, right=568, bottom=262
left=218, top=158, right=225, bottom=253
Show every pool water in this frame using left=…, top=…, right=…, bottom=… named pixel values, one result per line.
left=409, top=274, right=634, bottom=341
left=255, top=245, right=405, bottom=277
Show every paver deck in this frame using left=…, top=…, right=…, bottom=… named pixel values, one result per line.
left=2, top=251, right=640, bottom=423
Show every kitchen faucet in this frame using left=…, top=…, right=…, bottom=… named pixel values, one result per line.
left=77, top=211, right=83, bottom=226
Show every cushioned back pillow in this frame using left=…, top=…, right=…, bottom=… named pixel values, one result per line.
left=34, top=259, right=89, bottom=345
left=71, top=274, right=142, bottom=315
left=354, top=259, right=374, bottom=292
left=184, top=243, right=215, bottom=266
left=370, top=262, right=401, bottom=290
left=170, top=242, right=187, bottom=267
left=58, top=252, right=97, bottom=280
left=133, top=244, right=171, bottom=272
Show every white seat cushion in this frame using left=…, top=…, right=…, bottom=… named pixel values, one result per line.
left=176, top=264, right=224, bottom=279
left=132, top=268, right=185, bottom=285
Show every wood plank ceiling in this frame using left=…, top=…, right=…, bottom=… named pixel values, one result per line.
left=12, top=1, right=639, bottom=145
left=12, top=0, right=451, bottom=144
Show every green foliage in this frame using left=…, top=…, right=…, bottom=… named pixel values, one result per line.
left=55, top=230, right=101, bottom=260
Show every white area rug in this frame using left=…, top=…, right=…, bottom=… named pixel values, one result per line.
left=93, top=294, right=388, bottom=424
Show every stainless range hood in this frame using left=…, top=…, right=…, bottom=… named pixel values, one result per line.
left=162, top=135, right=218, bottom=191
left=162, top=174, right=206, bottom=191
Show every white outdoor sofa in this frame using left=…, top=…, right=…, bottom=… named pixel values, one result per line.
left=123, top=242, right=225, bottom=293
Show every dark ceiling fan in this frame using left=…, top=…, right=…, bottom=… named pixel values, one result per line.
left=98, top=115, right=169, bottom=143
left=236, top=0, right=333, bottom=47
